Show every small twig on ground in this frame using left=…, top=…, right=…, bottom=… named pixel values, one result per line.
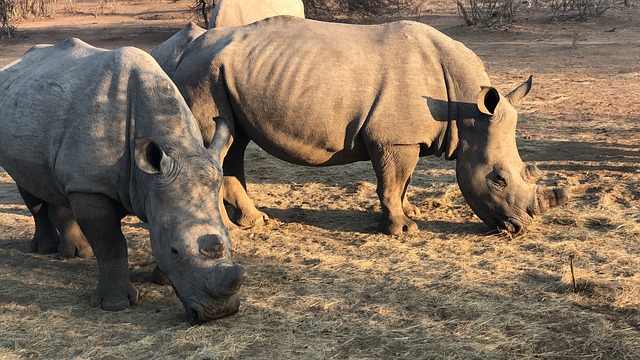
left=569, top=253, right=577, bottom=292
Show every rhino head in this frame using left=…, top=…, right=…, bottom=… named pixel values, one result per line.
left=455, top=76, right=570, bottom=234
left=134, top=119, right=246, bottom=324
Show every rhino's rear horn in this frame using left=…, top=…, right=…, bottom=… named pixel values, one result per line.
left=523, top=164, right=541, bottom=184
left=198, top=234, right=226, bottom=259
left=208, top=117, right=231, bottom=164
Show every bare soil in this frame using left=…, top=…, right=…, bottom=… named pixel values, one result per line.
left=0, top=1, right=638, bottom=359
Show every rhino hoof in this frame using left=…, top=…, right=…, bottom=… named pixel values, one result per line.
left=30, top=236, right=60, bottom=254
left=58, top=234, right=93, bottom=258
left=385, top=216, right=419, bottom=235
left=403, top=203, right=421, bottom=218
left=234, top=210, right=269, bottom=228
left=90, top=282, right=138, bottom=311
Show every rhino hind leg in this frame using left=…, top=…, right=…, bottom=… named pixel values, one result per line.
left=17, top=187, right=60, bottom=254
left=370, top=144, right=421, bottom=235
left=69, top=193, right=137, bottom=311
left=48, top=205, right=94, bottom=259
left=222, top=132, right=269, bottom=228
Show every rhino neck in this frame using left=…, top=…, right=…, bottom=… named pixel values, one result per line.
left=422, top=64, right=461, bottom=161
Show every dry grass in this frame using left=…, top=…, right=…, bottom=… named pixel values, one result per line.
left=0, top=1, right=639, bottom=359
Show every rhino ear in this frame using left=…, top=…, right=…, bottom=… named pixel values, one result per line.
left=477, top=86, right=500, bottom=116
left=506, top=75, right=533, bottom=106
left=134, top=138, right=173, bottom=174
left=207, top=117, right=231, bottom=164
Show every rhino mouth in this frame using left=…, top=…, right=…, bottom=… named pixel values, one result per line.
left=182, top=296, right=241, bottom=325
left=171, top=282, right=241, bottom=325
left=497, top=218, right=525, bottom=234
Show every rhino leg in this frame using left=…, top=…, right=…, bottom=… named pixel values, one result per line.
left=17, top=187, right=60, bottom=254
left=402, top=176, right=421, bottom=218
left=222, top=132, right=269, bottom=228
left=370, top=144, right=420, bottom=235
left=48, top=205, right=94, bottom=259
left=69, top=193, right=137, bottom=311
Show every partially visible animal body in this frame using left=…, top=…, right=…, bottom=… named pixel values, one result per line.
left=209, top=0, right=305, bottom=29
left=150, top=22, right=206, bottom=77
left=0, top=39, right=245, bottom=324
left=171, top=16, right=570, bottom=235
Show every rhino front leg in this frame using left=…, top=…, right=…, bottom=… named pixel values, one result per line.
left=370, top=144, right=420, bottom=235
left=69, top=193, right=137, bottom=311
left=402, top=176, right=421, bottom=218
left=48, top=205, right=94, bottom=259
left=223, top=132, right=269, bottom=228
left=17, top=187, right=59, bottom=254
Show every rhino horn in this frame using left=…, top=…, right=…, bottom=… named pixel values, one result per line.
left=532, top=186, right=571, bottom=214
left=522, top=164, right=541, bottom=184
left=216, top=264, right=247, bottom=297
left=506, top=75, right=533, bottom=106
left=208, top=117, right=231, bottom=164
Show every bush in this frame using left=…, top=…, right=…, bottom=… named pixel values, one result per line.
left=0, top=0, right=16, bottom=38
left=454, top=0, right=520, bottom=27
left=304, top=0, right=425, bottom=22
left=1, top=0, right=77, bottom=38
left=548, top=0, right=612, bottom=20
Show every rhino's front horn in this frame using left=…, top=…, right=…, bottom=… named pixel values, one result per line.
left=534, top=186, right=571, bottom=214
left=215, top=264, right=246, bottom=297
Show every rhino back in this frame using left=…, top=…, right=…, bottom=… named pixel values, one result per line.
left=0, top=38, right=202, bottom=212
left=150, top=22, right=206, bottom=77
left=178, top=17, right=490, bottom=164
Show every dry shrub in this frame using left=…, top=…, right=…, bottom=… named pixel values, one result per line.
left=304, top=0, right=425, bottom=23
left=0, top=0, right=77, bottom=38
left=455, top=0, right=520, bottom=27
left=0, top=0, right=16, bottom=38
left=190, top=0, right=213, bottom=27
left=548, top=0, right=612, bottom=20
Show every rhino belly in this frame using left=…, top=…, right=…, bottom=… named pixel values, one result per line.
left=235, top=113, right=370, bottom=166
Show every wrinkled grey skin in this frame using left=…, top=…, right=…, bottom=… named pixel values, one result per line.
left=208, top=0, right=305, bottom=29
left=171, top=16, right=570, bottom=235
left=150, top=22, right=206, bottom=77
left=0, top=39, right=246, bottom=324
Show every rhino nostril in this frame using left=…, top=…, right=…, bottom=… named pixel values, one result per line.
left=198, top=234, right=225, bottom=259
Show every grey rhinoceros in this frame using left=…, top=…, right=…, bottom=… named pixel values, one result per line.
left=0, top=38, right=245, bottom=324
left=170, top=16, right=570, bottom=235
left=208, top=0, right=305, bottom=29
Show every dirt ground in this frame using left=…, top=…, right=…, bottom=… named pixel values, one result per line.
left=0, top=0, right=638, bottom=359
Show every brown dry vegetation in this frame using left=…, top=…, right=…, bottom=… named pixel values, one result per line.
left=0, top=0, right=639, bottom=359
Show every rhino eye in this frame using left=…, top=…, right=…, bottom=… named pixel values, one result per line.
left=170, top=247, right=180, bottom=256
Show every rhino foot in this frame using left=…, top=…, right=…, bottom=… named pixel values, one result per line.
left=90, top=278, right=138, bottom=311
left=233, top=210, right=269, bottom=228
left=403, top=202, right=421, bottom=218
left=30, top=234, right=60, bottom=254
left=385, top=215, right=418, bottom=235
left=58, top=235, right=94, bottom=259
